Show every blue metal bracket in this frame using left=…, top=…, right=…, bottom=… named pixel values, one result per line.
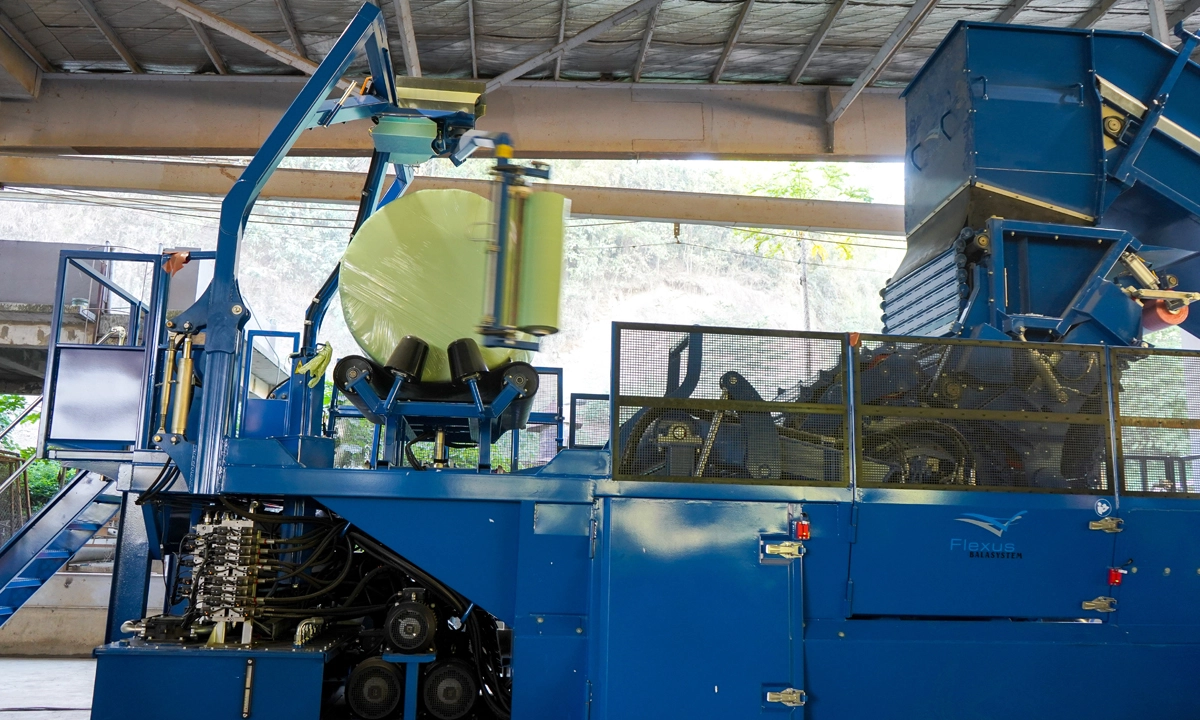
left=1111, top=23, right=1200, bottom=186
left=380, top=653, right=436, bottom=720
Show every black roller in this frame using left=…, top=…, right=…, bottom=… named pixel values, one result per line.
left=386, top=335, right=429, bottom=380
left=447, top=338, right=487, bottom=383
left=347, top=658, right=404, bottom=720
left=385, top=589, right=437, bottom=653
left=333, top=355, right=391, bottom=399
left=501, top=363, right=540, bottom=397
left=333, top=355, right=393, bottom=425
left=422, top=660, right=477, bottom=720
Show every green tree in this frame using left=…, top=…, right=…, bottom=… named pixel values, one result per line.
left=0, top=395, right=30, bottom=452
left=0, top=395, right=64, bottom=512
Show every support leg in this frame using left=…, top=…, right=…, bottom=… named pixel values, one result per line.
left=105, top=492, right=153, bottom=642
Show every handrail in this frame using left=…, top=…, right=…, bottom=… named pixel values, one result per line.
left=0, top=396, right=41, bottom=446
left=0, top=454, right=35, bottom=498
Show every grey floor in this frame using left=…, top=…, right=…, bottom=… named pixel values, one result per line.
left=0, top=657, right=93, bottom=720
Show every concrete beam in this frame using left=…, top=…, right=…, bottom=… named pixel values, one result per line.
left=995, top=0, right=1033, bottom=24
left=467, top=0, right=478, bottom=78
left=788, top=0, right=848, bottom=84
left=76, top=0, right=142, bottom=73
left=486, top=0, right=661, bottom=91
left=0, top=76, right=905, bottom=160
left=631, top=1, right=661, bottom=81
left=391, top=0, right=420, bottom=76
left=274, top=0, right=308, bottom=59
left=0, top=18, right=41, bottom=98
left=1147, top=0, right=1169, bottom=44
left=0, top=155, right=905, bottom=235
left=711, top=0, right=754, bottom=84
left=0, top=10, right=52, bottom=73
left=1075, top=0, right=1120, bottom=29
left=187, top=18, right=228, bottom=74
left=827, top=0, right=940, bottom=126
left=1169, top=0, right=1200, bottom=26
left=152, top=0, right=321, bottom=77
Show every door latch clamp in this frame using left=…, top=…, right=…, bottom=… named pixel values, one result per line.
left=766, top=688, right=807, bottom=707
left=1082, top=596, right=1116, bottom=612
left=1088, top=517, right=1123, bottom=533
left=764, top=541, right=805, bottom=560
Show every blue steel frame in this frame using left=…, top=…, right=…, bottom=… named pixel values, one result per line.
left=237, top=330, right=301, bottom=437
left=39, top=249, right=218, bottom=455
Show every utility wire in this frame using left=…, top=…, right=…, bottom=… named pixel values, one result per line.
left=573, top=240, right=896, bottom=274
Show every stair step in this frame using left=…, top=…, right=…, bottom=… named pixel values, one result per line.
left=68, top=521, right=103, bottom=532
left=5, top=578, right=41, bottom=590
left=94, top=494, right=122, bottom=505
left=0, top=607, right=13, bottom=617
left=36, top=550, right=72, bottom=560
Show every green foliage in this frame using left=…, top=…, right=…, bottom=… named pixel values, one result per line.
left=20, top=449, right=63, bottom=510
left=0, top=395, right=62, bottom=512
left=754, top=164, right=873, bottom=203
left=0, top=395, right=35, bottom=452
left=739, top=163, right=874, bottom=259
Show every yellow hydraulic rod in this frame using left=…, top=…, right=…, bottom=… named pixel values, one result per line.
left=170, top=335, right=195, bottom=436
left=156, top=334, right=181, bottom=437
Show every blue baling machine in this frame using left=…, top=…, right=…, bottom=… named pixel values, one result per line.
left=885, top=20, right=1200, bottom=346
left=10, top=7, right=1200, bottom=719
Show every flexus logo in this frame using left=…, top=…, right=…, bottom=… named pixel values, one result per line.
left=950, top=511, right=1026, bottom=559
left=955, top=511, right=1027, bottom=537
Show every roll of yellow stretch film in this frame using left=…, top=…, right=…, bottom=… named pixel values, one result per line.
left=339, top=189, right=529, bottom=383
left=517, top=192, right=570, bottom=335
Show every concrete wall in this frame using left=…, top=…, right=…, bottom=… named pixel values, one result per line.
left=0, top=572, right=164, bottom=657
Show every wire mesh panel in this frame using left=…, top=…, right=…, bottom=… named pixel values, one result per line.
left=570, top=394, right=610, bottom=449
left=508, top=368, right=565, bottom=471
left=854, top=336, right=1112, bottom=492
left=1112, top=348, right=1200, bottom=495
left=530, top=368, right=561, bottom=419
left=612, top=323, right=847, bottom=485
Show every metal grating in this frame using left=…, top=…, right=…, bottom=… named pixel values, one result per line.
left=569, top=393, right=609, bottom=449
left=854, top=337, right=1112, bottom=492
left=612, top=323, right=847, bottom=485
left=1112, top=348, right=1200, bottom=495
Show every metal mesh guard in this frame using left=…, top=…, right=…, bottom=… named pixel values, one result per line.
left=604, top=324, right=1200, bottom=494
left=855, top=337, right=1111, bottom=492
left=613, top=324, right=847, bottom=485
left=1113, top=348, right=1200, bottom=495
left=571, top=394, right=610, bottom=449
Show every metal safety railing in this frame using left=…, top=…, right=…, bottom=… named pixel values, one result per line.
left=0, top=452, right=34, bottom=547
left=609, top=323, right=1200, bottom=495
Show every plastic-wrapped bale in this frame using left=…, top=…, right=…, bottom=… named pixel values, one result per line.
left=338, top=189, right=529, bottom=383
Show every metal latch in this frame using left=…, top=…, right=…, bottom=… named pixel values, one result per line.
left=1088, top=517, right=1123, bottom=533
left=766, top=688, right=807, bottom=707
left=1082, top=596, right=1117, bottom=613
left=764, top=541, right=805, bottom=560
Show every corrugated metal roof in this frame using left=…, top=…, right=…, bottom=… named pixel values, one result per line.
left=0, top=0, right=1193, bottom=84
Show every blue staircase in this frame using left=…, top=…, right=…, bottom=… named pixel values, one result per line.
left=0, top=471, right=120, bottom=626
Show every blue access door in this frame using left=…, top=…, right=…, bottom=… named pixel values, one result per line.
left=595, top=497, right=804, bottom=718
left=849, top=489, right=1117, bottom=619
left=1111, top=496, right=1200, bottom=625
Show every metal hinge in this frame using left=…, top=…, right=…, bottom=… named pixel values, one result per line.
left=764, top=541, right=805, bottom=560
left=1088, top=517, right=1123, bottom=533
left=766, top=688, right=807, bottom=707
left=1082, top=596, right=1117, bottom=613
